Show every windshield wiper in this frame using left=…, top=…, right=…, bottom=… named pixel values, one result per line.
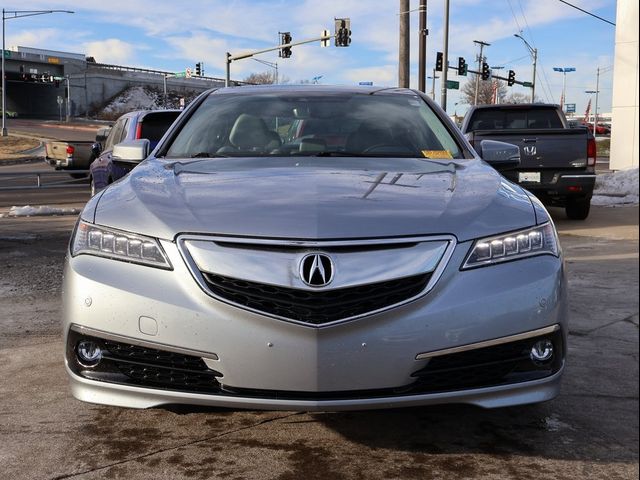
left=190, top=152, right=228, bottom=158
left=312, top=151, right=418, bottom=158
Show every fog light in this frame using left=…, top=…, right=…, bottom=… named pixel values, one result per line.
left=77, top=340, right=102, bottom=366
left=530, top=339, right=554, bottom=363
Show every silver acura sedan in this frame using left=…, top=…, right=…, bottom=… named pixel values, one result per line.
left=63, top=85, right=567, bottom=410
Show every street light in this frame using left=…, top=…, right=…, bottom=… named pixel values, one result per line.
left=2, top=9, right=74, bottom=136
left=514, top=34, right=538, bottom=103
left=490, top=66, right=503, bottom=104
left=585, top=89, right=599, bottom=136
left=553, top=66, right=576, bottom=112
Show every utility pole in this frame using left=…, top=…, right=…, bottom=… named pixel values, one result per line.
left=65, top=75, right=71, bottom=122
left=418, top=0, right=427, bottom=92
left=399, top=0, right=410, bottom=88
left=473, top=40, right=490, bottom=105
left=440, top=0, right=450, bottom=110
left=594, top=66, right=600, bottom=135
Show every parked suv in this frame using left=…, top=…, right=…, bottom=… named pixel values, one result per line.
left=89, top=110, right=181, bottom=195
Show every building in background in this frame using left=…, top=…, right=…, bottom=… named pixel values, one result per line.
left=610, top=0, right=639, bottom=170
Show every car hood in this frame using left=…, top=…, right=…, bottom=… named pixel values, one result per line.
left=93, top=156, right=535, bottom=242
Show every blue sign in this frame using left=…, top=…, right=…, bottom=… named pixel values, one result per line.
left=565, top=103, right=576, bottom=113
left=359, top=81, right=373, bottom=86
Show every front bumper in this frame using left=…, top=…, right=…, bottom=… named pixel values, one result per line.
left=63, top=237, right=568, bottom=410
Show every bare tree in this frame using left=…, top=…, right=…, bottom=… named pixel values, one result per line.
left=460, top=75, right=507, bottom=105
left=504, top=92, right=541, bottom=104
left=244, top=71, right=277, bottom=85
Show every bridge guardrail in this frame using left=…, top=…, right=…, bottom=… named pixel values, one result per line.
left=0, top=170, right=90, bottom=190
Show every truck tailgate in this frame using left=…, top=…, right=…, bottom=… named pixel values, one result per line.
left=469, top=128, right=589, bottom=169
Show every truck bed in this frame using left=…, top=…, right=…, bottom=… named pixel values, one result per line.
left=45, top=140, right=95, bottom=171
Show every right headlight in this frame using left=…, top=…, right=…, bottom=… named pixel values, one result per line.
left=462, top=222, right=559, bottom=270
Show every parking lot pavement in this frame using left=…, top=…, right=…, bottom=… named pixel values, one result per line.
left=0, top=207, right=637, bottom=480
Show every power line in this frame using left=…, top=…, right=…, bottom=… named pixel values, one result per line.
left=517, top=0, right=555, bottom=103
left=557, top=0, right=616, bottom=26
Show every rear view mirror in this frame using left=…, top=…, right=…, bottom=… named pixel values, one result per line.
left=479, top=140, right=520, bottom=169
left=95, top=127, right=111, bottom=143
left=112, top=139, right=150, bottom=166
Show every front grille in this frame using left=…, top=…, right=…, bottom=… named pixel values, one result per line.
left=201, top=272, right=432, bottom=325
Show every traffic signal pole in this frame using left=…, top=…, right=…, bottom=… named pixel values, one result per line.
left=226, top=32, right=334, bottom=87
left=473, top=40, right=490, bottom=105
left=440, top=0, right=450, bottom=111
left=417, top=0, right=427, bottom=93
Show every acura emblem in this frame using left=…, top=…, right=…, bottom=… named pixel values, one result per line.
left=300, top=253, right=334, bottom=287
left=523, top=145, right=537, bottom=156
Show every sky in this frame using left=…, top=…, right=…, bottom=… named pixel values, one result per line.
left=4, top=0, right=617, bottom=116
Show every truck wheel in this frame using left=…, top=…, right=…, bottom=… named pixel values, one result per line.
left=566, top=198, right=591, bottom=220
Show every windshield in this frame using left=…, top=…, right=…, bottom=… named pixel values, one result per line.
left=164, top=91, right=463, bottom=159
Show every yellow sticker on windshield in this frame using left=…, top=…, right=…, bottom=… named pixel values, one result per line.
left=422, top=150, right=453, bottom=159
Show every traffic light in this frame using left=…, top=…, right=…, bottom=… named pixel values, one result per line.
left=195, top=62, right=202, bottom=76
left=435, top=52, right=443, bottom=72
left=457, top=57, right=467, bottom=76
left=481, top=62, right=490, bottom=80
left=507, top=69, right=516, bottom=86
left=335, top=18, right=351, bottom=47
left=280, top=32, right=292, bottom=58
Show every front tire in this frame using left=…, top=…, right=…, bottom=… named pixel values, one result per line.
left=566, top=198, right=591, bottom=220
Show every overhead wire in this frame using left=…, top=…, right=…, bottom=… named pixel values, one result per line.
left=505, top=0, right=552, bottom=102
left=517, top=0, right=555, bottom=103
left=557, top=0, right=615, bottom=26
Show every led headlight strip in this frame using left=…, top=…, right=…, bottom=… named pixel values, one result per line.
left=71, top=220, right=172, bottom=269
left=462, top=222, right=558, bottom=269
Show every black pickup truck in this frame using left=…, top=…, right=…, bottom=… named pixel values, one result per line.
left=461, top=104, right=596, bottom=220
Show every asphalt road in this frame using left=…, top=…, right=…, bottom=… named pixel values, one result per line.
left=0, top=206, right=637, bottom=480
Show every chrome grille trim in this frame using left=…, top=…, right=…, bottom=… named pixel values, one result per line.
left=177, top=234, right=457, bottom=328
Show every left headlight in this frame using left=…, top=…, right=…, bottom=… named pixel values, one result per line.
left=462, top=222, right=559, bottom=270
left=71, top=220, right=172, bottom=270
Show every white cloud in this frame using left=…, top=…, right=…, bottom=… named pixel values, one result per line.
left=84, top=39, right=136, bottom=65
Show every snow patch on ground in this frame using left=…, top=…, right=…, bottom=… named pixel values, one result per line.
left=98, top=86, right=197, bottom=119
left=592, top=167, right=639, bottom=206
left=101, top=86, right=163, bottom=115
left=1, top=205, right=81, bottom=218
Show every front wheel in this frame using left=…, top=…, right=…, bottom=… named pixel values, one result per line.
left=566, top=198, right=591, bottom=220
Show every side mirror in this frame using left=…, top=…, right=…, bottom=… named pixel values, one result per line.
left=95, top=127, right=111, bottom=143
left=112, top=139, right=150, bottom=167
left=479, top=140, right=520, bottom=169
left=91, top=142, right=102, bottom=157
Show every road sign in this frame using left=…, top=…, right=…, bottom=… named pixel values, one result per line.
left=186, top=68, right=192, bottom=79
left=565, top=103, right=576, bottom=113
left=522, top=81, right=533, bottom=87
left=174, top=71, right=186, bottom=78
left=56, top=96, right=63, bottom=105
left=445, top=80, right=460, bottom=90
left=359, top=81, right=373, bottom=86
left=3, top=50, right=11, bottom=59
